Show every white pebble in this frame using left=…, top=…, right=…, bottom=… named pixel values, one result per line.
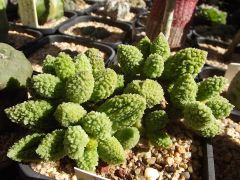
left=144, top=167, right=160, bottom=180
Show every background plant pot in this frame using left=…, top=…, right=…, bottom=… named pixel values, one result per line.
left=8, top=24, right=43, bottom=51
left=18, top=138, right=216, bottom=180
left=11, top=11, right=77, bottom=35
left=198, top=65, right=225, bottom=80
left=136, top=11, right=149, bottom=28
left=58, top=16, right=133, bottom=49
left=23, top=35, right=115, bottom=67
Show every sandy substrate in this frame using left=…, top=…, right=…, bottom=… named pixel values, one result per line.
left=15, top=16, right=68, bottom=29
left=64, top=21, right=126, bottom=43
left=91, top=10, right=136, bottom=22
left=8, top=30, right=36, bottom=49
left=29, top=42, right=106, bottom=72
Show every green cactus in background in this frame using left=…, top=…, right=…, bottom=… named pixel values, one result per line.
left=0, top=0, right=9, bottom=43
left=197, top=4, right=227, bottom=24
left=0, top=43, right=33, bottom=90
left=18, top=0, right=64, bottom=27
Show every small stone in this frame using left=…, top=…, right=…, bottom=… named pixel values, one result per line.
left=135, top=168, right=141, bottom=175
left=144, top=167, right=159, bottom=180
left=179, top=175, right=186, bottom=180
left=177, top=146, right=186, bottom=154
left=147, top=157, right=156, bottom=165
left=174, top=156, right=182, bottom=164
left=236, top=125, right=240, bottom=132
left=145, top=152, right=152, bottom=159
left=182, top=172, right=190, bottom=179
left=166, top=157, right=174, bottom=166
left=188, top=166, right=193, bottom=173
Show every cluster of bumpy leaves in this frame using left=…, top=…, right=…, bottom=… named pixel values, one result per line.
left=6, top=32, right=234, bottom=173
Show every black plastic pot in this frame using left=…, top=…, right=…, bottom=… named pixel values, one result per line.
left=11, top=11, right=77, bottom=35
left=198, top=65, right=225, bottom=80
left=202, top=139, right=216, bottom=180
left=196, top=37, right=240, bottom=54
left=136, top=11, right=149, bottom=28
left=23, top=35, right=115, bottom=65
left=58, top=16, right=133, bottom=49
left=19, top=164, right=50, bottom=180
left=18, top=138, right=216, bottom=180
left=8, top=24, right=43, bottom=51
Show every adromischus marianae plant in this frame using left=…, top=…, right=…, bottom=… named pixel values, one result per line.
left=6, top=32, right=233, bottom=173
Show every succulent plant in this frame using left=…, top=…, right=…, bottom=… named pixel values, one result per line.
left=196, top=4, right=227, bottom=24
left=97, top=94, right=146, bottom=131
left=36, top=130, right=66, bottom=161
left=114, top=127, right=140, bottom=149
left=124, top=79, right=164, bottom=108
left=0, top=43, right=33, bottom=90
left=104, top=0, right=130, bottom=20
left=18, top=0, right=64, bottom=27
left=6, top=32, right=232, bottom=174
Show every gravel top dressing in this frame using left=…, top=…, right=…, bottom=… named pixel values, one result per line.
left=30, top=123, right=203, bottom=180
left=8, top=30, right=36, bottom=49
left=15, top=16, right=68, bottom=29
left=64, top=21, right=126, bottom=43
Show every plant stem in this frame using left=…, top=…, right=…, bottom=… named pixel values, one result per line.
left=161, top=0, right=176, bottom=40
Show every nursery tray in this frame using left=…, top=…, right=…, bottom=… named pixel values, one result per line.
left=58, top=16, right=133, bottom=49
left=17, top=138, right=216, bottom=180
left=8, top=24, right=43, bottom=51
left=11, top=11, right=77, bottom=35
left=23, top=34, right=115, bottom=65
